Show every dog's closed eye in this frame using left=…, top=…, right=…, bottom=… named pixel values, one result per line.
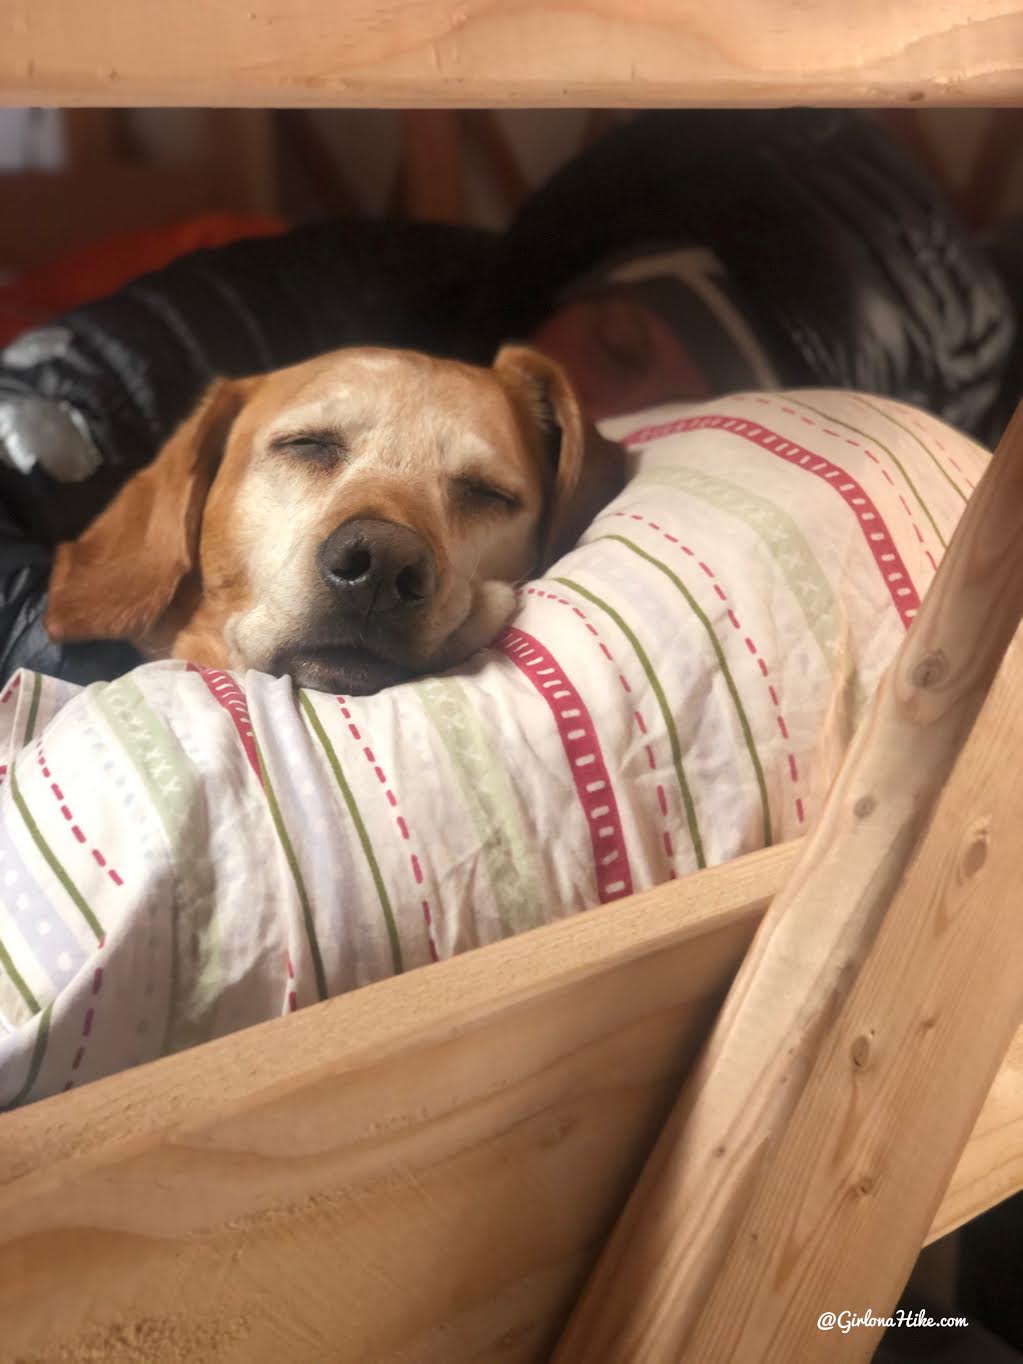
left=452, top=476, right=521, bottom=512
left=270, top=430, right=348, bottom=470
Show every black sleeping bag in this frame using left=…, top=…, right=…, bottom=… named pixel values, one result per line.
left=0, top=108, right=1014, bottom=685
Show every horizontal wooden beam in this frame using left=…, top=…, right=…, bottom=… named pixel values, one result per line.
left=1, top=836, right=1020, bottom=1363
left=1, top=0, right=1021, bottom=108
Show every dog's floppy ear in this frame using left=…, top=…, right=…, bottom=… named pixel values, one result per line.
left=47, top=377, right=247, bottom=644
left=493, top=344, right=624, bottom=567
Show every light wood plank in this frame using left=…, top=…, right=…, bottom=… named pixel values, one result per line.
left=555, top=405, right=1023, bottom=1362
left=1, top=0, right=1021, bottom=108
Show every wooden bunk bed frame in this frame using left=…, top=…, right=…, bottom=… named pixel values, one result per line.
left=2, top=5, right=1023, bottom=1360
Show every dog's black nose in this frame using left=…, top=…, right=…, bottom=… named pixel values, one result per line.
left=318, top=518, right=436, bottom=615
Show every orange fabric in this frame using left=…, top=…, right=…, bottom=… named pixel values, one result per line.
left=0, top=212, right=287, bottom=346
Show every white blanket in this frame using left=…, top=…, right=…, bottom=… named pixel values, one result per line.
left=0, top=390, right=987, bottom=1108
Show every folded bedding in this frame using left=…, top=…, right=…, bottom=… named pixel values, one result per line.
left=0, top=390, right=988, bottom=1108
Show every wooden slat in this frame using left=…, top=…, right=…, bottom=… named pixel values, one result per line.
left=1, top=0, right=1021, bottom=108
left=0, top=834, right=1021, bottom=1363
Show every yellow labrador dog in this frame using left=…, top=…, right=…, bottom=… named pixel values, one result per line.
left=46, top=345, right=623, bottom=694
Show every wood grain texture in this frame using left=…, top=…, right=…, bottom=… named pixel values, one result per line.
left=555, top=405, right=1023, bottom=1363
left=1, top=0, right=1021, bottom=107
left=686, top=629, right=1023, bottom=1362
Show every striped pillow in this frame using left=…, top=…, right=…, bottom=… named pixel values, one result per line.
left=0, top=390, right=987, bottom=1107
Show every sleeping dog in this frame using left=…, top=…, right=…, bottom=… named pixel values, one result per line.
left=46, top=346, right=623, bottom=694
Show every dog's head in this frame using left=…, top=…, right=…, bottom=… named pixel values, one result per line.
left=47, top=345, right=620, bottom=694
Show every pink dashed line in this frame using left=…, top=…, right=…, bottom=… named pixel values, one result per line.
left=659, top=414, right=920, bottom=624
left=695, top=398, right=937, bottom=602
left=905, top=411, right=975, bottom=490
left=1, top=675, right=22, bottom=705
left=336, top=697, right=437, bottom=960
left=36, top=744, right=124, bottom=886
left=606, top=513, right=805, bottom=828
left=63, top=942, right=108, bottom=1092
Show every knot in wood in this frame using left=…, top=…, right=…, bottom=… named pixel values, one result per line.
left=960, top=823, right=990, bottom=881
left=850, top=1035, right=872, bottom=1070
left=911, top=651, right=947, bottom=690
left=853, top=795, right=876, bottom=820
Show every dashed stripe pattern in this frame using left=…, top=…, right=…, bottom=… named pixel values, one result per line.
left=36, top=742, right=125, bottom=887
left=336, top=697, right=438, bottom=962
left=525, top=587, right=678, bottom=876
left=500, top=627, right=633, bottom=902
left=555, top=577, right=706, bottom=870
left=189, top=665, right=262, bottom=782
left=607, top=514, right=805, bottom=830
left=622, top=412, right=922, bottom=628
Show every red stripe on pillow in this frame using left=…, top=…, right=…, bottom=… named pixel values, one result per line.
left=500, top=626, right=633, bottom=903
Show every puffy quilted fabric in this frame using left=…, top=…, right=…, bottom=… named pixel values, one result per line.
left=0, top=391, right=989, bottom=1108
